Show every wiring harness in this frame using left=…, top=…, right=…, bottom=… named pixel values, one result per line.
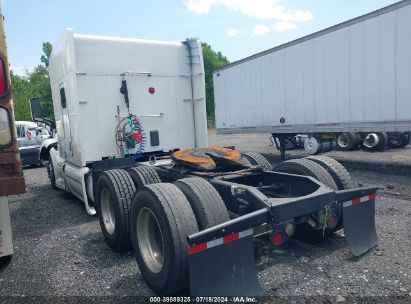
left=115, top=114, right=147, bottom=158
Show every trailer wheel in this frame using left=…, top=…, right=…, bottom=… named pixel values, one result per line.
left=363, top=132, right=388, bottom=151
left=174, top=178, right=230, bottom=230
left=399, top=132, right=410, bottom=148
left=242, top=152, right=272, bottom=170
left=130, top=183, right=198, bottom=295
left=306, top=156, right=355, bottom=190
left=274, top=158, right=338, bottom=242
left=336, top=132, right=358, bottom=151
left=127, top=166, right=161, bottom=189
left=96, top=169, right=136, bottom=252
left=47, top=160, right=58, bottom=190
left=377, top=132, right=389, bottom=150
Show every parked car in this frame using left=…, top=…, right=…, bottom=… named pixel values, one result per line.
left=17, top=126, right=51, bottom=167
left=18, top=138, right=41, bottom=167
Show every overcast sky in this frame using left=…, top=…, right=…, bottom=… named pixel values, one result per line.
left=3, top=0, right=399, bottom=75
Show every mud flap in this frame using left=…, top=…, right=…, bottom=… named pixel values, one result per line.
left=188, top=230, right=262, bottom=296
left=343, top=195, right=378, bottom=256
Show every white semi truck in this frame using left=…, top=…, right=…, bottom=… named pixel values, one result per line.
left=214, top=0, right=411, bottom=158
left=35, top=29, right=380, bottom=296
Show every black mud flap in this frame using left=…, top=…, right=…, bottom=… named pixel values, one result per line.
left=343, top=194, right=378, bottom=256
left=188, top=229, right=262, bottom=296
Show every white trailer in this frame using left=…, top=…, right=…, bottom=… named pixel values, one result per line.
left=214, top=0, right=411, bottom=157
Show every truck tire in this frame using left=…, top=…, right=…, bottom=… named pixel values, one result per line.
left=274, top=158, right=338, bottom=242
left=336, top=132, right=358, bottom=151
left=306, top=156, right=355, bottom=190
left=242, top=152, right=272, bottom=170
left=399, top=132, right=410, bottom=148
left=96, top=169, right=136, bottom=252
left=127, top=166, right=161, bottom=189
left=47, top=160, right=58, bottom=190
left=174, top=177, right=230, bottom=230
left=377, top=132, right=389, bottom=150
left=274, top=159, right=338, bottom=191
left=130, top=183, right=199, bottom=295
left=306, top=156, right=354, bottom=232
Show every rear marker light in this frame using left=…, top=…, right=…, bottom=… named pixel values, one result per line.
left=149, top=87, right=155, bottom=94
left=272, top=231, right=283, bottom=246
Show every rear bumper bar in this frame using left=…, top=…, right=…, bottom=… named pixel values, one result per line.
left=187, top=186, right=379, bottom=296
left=187, top=186, right=378, bottom=246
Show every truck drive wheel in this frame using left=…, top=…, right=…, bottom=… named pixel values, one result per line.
left=174, top=177, right=230, bottom=230
left=274, top=158, right=338, bottom=242
left=242, top=152, right=272, bottom=170
left=306, top=156, right=355, bottom=190
left=96, top=169, right=136, bottom=252
left=274, top=158, right=338, bottom=190
left=127, top=166, right=161, bottom=189
left=130, top=183, right=199, bottom=295
left=336, top=132, right=358, bottom=151
left=306, top=155, right=354, bottom=231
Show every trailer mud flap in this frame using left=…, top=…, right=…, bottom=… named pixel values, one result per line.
left=343, top=194, right=378, bottom=256
left=188, top=229, right=262, bottom=296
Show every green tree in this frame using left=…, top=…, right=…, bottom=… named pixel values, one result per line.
left=40, top=42, right=52, bottom=68
left=11, top=72, right=31, bottom=121
left=29, top=65, right=53, bottom=118
left=201, top=42, right=229, bottom=127
left=11, top=41, right=54, bottom=121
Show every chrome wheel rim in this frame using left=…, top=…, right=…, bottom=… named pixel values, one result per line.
left=363, top=133, right=379, bottom=149
left=137, top=207, right=164, bottom=274
left=101, top=188, right=116, bottom=235
left=337, top=133, right=350, bottom=148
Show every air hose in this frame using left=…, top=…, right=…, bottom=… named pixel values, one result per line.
left=115, top=114, right=147, bottom=159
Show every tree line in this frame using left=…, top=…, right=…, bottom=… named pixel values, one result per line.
left=11, top=41, right=229, bottom=127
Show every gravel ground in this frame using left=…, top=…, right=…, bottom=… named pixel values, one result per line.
left=0, top=134, right=410, bottom=302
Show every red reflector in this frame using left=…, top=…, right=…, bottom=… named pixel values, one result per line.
left=352, top=197, right=361, bottom=206
left=0, top=58, right=7, bottom=95
left=223, top=232, right=239, bottom=244
left=188, top=243, right=207, bottom=255
left=369, top=193, right=377, bottom=200
left=148, top=87, right=155, bottom=94
left=272, top=231, right=283, bottom=246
